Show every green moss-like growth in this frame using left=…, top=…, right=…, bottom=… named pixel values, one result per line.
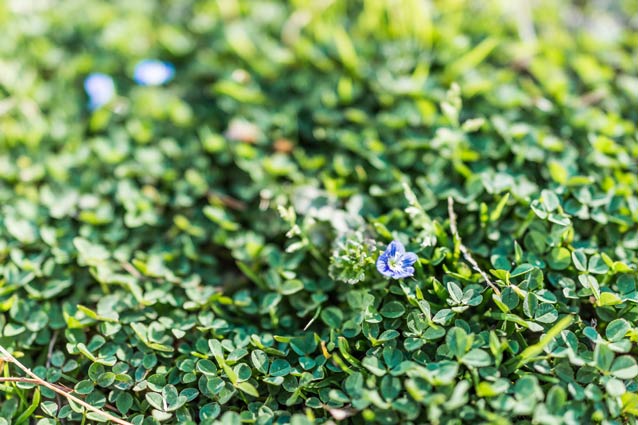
left=1, top=0, right=638, bottom=424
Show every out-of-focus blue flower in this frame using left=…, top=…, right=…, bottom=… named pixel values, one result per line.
left=133, top=59, right=175, bottom=86
left=84, top=73, right=115, bottom=110
left=376, top=240, right=418, bottom=279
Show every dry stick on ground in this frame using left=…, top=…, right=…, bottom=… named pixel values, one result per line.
left=1, top=377, right=56, bottom=385
left=46, top=331, right=58, bottom=368
left=0, top=377, right=121, bottom=415
left=447, top=196, right=501, bottom=296
left=207, top=190, right=247, bottom=211
left=0, top=345, right=132, bottom=425
left=0, top=377, right=72, bottom=392
left=45, top=331, right=66, bottom=423
left=121, top=261, right=142, bottom=279
left=121, top=261, right=165, bottom=283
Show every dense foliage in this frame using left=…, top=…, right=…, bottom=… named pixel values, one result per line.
left=1, top=0, right=638, bottom=424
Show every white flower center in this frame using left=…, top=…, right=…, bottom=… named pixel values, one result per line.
left=388, top=257, right=402, bottom=271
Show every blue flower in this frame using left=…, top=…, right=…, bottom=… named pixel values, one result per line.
left=84, top=73, right=115, bottom=110
left=376, top=240, right=418, bottom=279
left=133, top=59, right=175, bottom=86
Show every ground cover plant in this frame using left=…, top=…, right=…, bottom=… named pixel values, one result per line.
left=1, top=0, right=638, bottom=423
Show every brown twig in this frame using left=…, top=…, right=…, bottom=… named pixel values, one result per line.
left=46, top=331, right=58, bottom=368
left=0, top=345, right=132, bottom=425
left=45, top=330, right=65, bottom=421
left=579, top=89, right=606, bottom=106
left=121, top=261, right=167, bottom=284
left=0, top=377, right=65, bottom=388
left=207, top=190, right=247, bottom=211
left=121, top=261, right=142, bottom=279
left=0, top=377, right=121, bottom=415
left=447, top=196, right=501, bottom=296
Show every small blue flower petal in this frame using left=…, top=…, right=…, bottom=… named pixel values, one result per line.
left=394, top=266, right=415, bottom=279
left=401, top=252, right=418, bottom=268
left=84, top=73, right=115, bottom=110
left=385, top=241, right=397, bottom=257
left=376, top=240, right=418, bottom=280
left=133, top=59, right=175, bottom=86
left=376, top=257, right=392, bottom=277
left=386, top=240, right=404, bottom=257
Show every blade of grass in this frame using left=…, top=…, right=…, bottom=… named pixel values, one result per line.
left=15, top=387, right=40, bottom=425
left=506, top=315, right=575, bottom=371
left=446, top=37, right=499, bottom=81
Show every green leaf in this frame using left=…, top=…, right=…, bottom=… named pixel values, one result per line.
left=447, top=281, right=464, bottom=303
left=269, top=359, right=292, bottom=377
left=588, top=255, right=610, bottom=274
left=595, top=343, right=614, bottom=371
left=281, top=280, right=304, bottom=295
left=547, top=247, right=571, bottom=270
left=145, top=392, right=165, bottom=411
left=96, top=372, right=116, bottom=387
left=461, top=349, right=491, bottom=367
left=490, top=193, right=510, bottom=222
left=622, top=393, right=638, bottom=416
left=73, top=237, right=109, bottom=266
left=333, top=27, right=360, bottom=74
left=523, top=293, right=538, bottom=318
left=548, top=161, right=568, bottom=184
left=162, top=385, right=179, bottom=408
left=362, top=356, right=386, bottom=376
left=572, top=250, right=587, bottom=272
left=500, top=287, right=519, bottom=310
left=377, top=329, right=400, bottom=343
left=207, top=377, right=225, bottom=394
left=250, top=350, right=269, bottom=374
left=606, top=319, right=630, bottom=342
left=199, top=403, right=221, bottom=421
left=116, top=392, right=133, bottom=415
left=74, top=380, right=94, bottom=395
left=321, top=307, right=343, bottom=328
left=611, top=356, right=638, bottom=379
left=236, top=382, right=259, bottom=397
left=446, top=327, right=469, bottom=358
left=380, top=301, right=406, bottom=318
left=535, top=303, right=558, bottom=324
left=597, top=292, right=622, bottom=306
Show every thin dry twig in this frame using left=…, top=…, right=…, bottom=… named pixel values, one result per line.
left=207, top=190, right=247, bottom=211
left=46, top=331, right=58, bottom=368
left=303, top=307, right=321, bottom=331
left=45, top=330, right=65, bottom=421
left=447, top=196, right=501, bottom=296
left=121, top=261, right=166, bottom=284
left=0, top=376, right=121, bottom=415
left=121, top=261, right=142, bottom=279
left=0, top=377, right=66, bottom=388
left=0, top=345, right=132, bottom=425
left=579, top=89, right=606, bottom=106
